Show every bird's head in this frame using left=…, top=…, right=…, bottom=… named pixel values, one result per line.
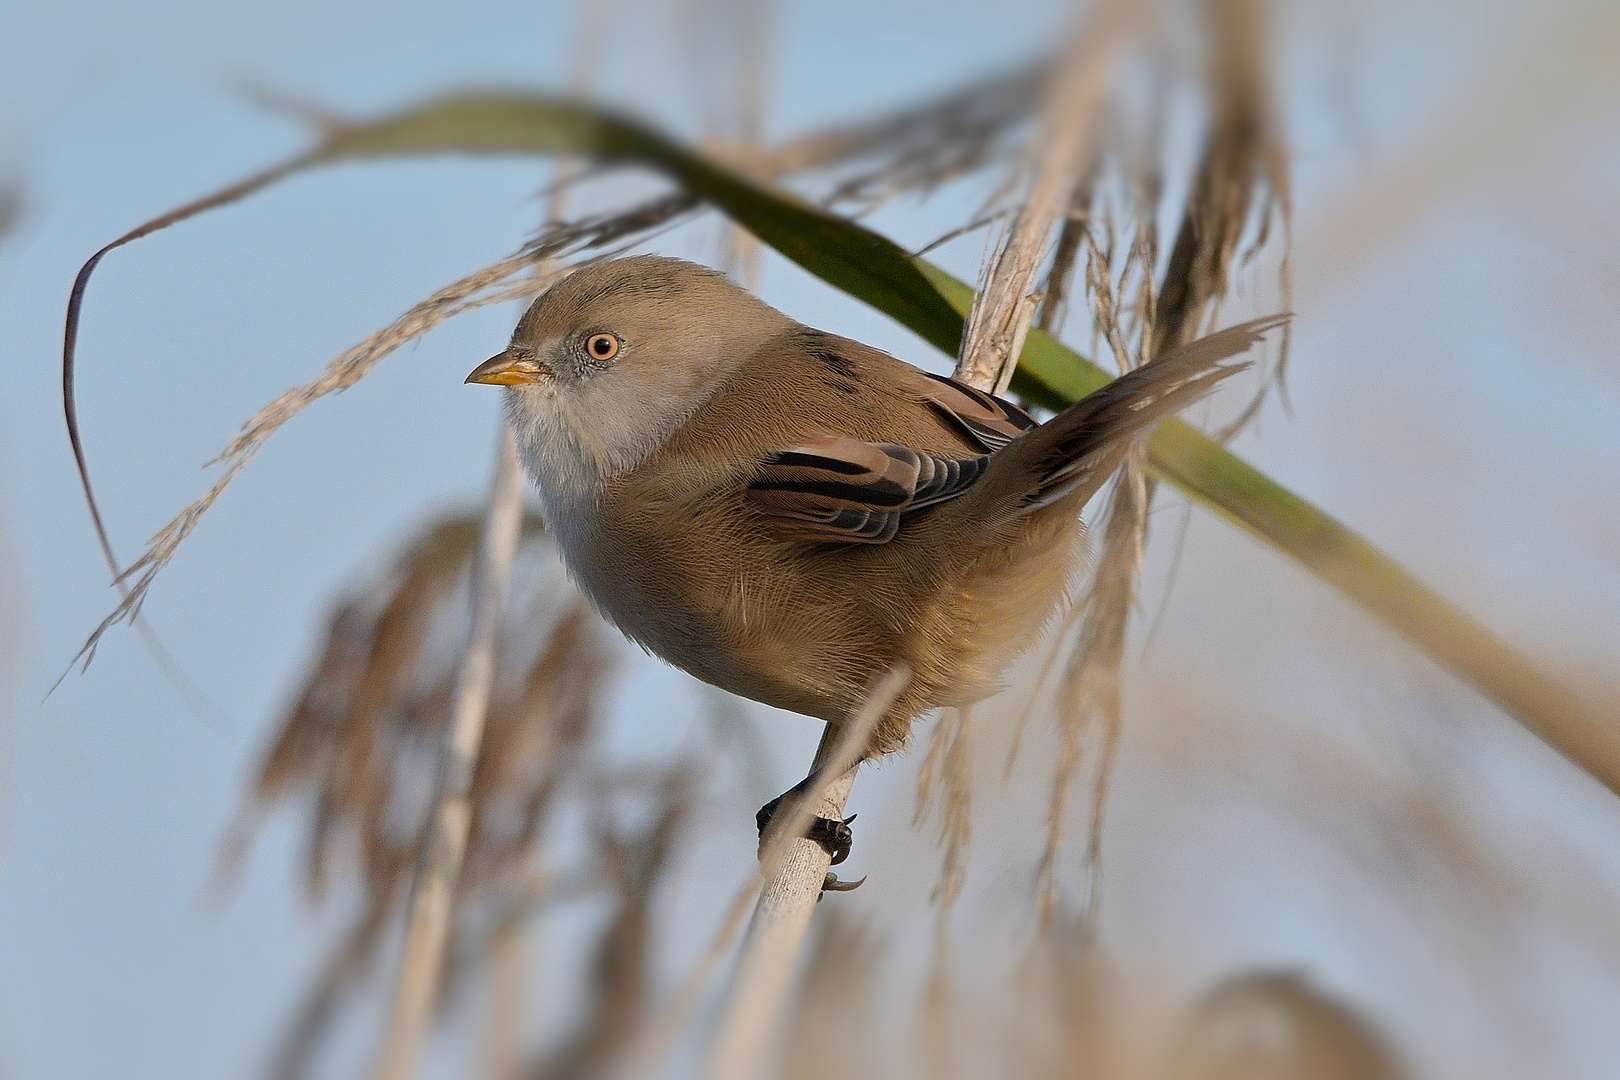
left=468, top=255, right=791, bottom=479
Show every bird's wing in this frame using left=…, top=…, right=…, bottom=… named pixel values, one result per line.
left=901, top=368, right=1039, bottom=452
left=743, top=436, right=989, bottom=544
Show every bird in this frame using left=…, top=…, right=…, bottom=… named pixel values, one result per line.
left=468, top=254, right=1282, bottom=866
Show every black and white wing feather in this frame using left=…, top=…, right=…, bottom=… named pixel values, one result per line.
left=744, top=437, right=987, bottom=544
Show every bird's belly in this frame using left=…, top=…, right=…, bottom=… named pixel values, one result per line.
left=560, top=528, right=874, bottom=722
left=590, top=569, right=852, bottom=720
left=555, top=485, right=1082, bottom=733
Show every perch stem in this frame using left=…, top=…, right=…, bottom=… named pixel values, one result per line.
left=705, top=667, right=909, bottom=1080
left=372, top=427, right=527, bottom=1080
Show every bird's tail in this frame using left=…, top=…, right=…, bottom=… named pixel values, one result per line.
left=988, top=314, right=1290, bottom=515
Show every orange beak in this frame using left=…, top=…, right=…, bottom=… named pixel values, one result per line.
left=465, top=349, right=550, bottom=386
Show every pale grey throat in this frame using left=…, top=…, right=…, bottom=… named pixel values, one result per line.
left=498, top=338, right=744, bottom=618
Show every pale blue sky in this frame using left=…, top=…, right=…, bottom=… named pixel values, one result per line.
left=2, top=1, right=1618, bottom=1078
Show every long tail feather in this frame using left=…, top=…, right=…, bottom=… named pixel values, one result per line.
left=994, top=314, right=1290, bottom=513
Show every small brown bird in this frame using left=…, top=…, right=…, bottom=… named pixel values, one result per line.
left=469, top=255, right=1280, bottom=859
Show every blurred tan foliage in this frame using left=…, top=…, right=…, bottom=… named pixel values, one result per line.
left=190, top=0, right=1620, bottom=1076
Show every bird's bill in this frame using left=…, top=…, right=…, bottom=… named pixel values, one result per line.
left=465, top=349, right=551, bottom=386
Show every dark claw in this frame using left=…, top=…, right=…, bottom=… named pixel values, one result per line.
left=757, top=777, right=859, bottom=872
left=822, top=873, right=865, bottom=892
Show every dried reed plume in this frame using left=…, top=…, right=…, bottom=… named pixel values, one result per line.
left=754, top=66, right=1049, bottom=211
left=1016, top=0, right=1291, bottom=934
left=1157, top=0, right=1291, bottom=414
left=1037, top=446, right=1145, bottom=929
left=71, top=193, right=719, bottom=668
left=913, top=706, right=975, bottom=908
left=905, top=0, right=1292, bottom=932
left=530, top=764, right=696, bottom=1080
left=1033, top=213, right=1157, bottom=928
left=215, top=513, right=614, bottom=1077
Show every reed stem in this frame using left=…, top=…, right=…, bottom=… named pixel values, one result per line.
left=372, top=427, right=527, bottom=1080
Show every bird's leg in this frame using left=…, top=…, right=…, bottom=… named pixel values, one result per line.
left=756, top=771, right=861, bottom=894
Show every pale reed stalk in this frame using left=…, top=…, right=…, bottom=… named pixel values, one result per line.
left=371, top=430, right=527, bottom=1080
left=953, top=0, right=1135, bottom=394
left=704, top=666, right=911, bottom=1080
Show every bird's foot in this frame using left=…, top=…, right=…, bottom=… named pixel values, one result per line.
left=756, top=772, right=860, bottom=892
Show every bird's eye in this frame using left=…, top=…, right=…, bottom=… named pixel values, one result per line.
left=585, top=333, right=620, bottom=361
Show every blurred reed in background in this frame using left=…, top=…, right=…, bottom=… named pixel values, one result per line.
left=44, top=0, right=1619, bottom=1076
